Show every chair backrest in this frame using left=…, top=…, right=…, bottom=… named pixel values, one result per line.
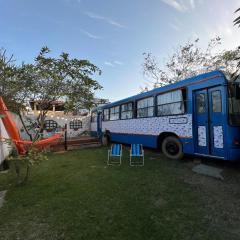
left=131, top=144, right=142, bottom=156
left=111, top=144, right=121, bottom=156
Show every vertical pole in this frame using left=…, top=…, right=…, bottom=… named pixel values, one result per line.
left=64, top=123, right=67, bottom=151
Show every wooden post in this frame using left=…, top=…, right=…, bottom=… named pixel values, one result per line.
left=64, top=124, right=67, bottom=151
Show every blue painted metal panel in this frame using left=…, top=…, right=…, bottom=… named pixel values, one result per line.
left=208, top=86, right=226, bottom=157
left=193, top=89, right=210, bottom=155
left=111, top=133, right=158, bottom=148
left=180, top=138, right=194, bottom=154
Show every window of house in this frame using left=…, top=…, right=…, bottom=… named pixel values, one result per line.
left=103, top=109, right=110, bottom=121
left=91, top=112, right=97, bottom=122
left=69, top=120, right=82, bottom=130
left=121, top=102, right=133, bottom=119
left=137, top=97, right=154, bottom=118
left=110, top=106, right=120, bottom=120
left=157, top=89, right=185, bottom=116
left=44, top=120, right=58, bottom=131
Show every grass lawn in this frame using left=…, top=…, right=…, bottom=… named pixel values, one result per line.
left=0, top=147, right=239, bottom=240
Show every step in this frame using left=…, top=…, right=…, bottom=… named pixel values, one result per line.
left=51, top=142, right=101, bottom=152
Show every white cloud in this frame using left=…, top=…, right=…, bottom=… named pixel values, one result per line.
left=114, top=60, right=123, bottom=65
left=169, top=23, right=181, bottom=31
left=189, top=0, right=195, bottom=9
left=104, top=60, right=124, bottom=67
left=104, top=61, right=114, bottom=67
left=160, top=0, right=197, bottom=12
left=85, top=11, right=126, bottom=29
left=80, top=29, right=102, bottom=39
left=64, top=0, right=82, bottom=4
left=160, top=0, right=187, bottom=12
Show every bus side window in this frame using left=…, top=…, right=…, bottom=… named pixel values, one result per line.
left=196, top=93, right=205, bottom=113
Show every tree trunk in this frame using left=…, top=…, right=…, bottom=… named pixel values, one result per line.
left=14, top=161, right=21, bottom=185
left=18, top=113, right=33, bottom=141
left=23, top=164, right=30, bottom=183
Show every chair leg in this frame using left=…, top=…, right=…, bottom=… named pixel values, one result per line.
left=108, top=153, right=121, bottom=166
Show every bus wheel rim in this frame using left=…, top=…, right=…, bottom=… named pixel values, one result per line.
left=166, top=141, right=179, bottom=155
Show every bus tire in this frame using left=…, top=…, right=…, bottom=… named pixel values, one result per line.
left=162, top=136, right=184, bottom=160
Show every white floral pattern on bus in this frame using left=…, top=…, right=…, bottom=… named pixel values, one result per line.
left=198, top=126, right=207, bottom=146
left=102, top=114, right=192, bottom=138
left=213, top=126, right=224, bottom=148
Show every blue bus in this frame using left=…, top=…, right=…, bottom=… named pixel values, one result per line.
left=91, top=70, right=240, bottom=161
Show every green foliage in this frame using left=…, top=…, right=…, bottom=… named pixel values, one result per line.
left=142, top=37, right=240, bottom=90
left=26, top=47, right=102, bottom=111
left=27, top=47, right=102, bottom=134
left=7, top=145, right=47, bottom=185
left=0, top=48, right=29, bottom=113
left=232, top=8, right=240, bottom=80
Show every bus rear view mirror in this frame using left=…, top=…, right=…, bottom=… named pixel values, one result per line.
left=234, top=84, right=240, bottom=99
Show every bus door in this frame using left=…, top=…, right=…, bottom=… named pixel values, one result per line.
left=194, top=86, right=225, bottom=157
left=97, top=111, right=102, bottom=138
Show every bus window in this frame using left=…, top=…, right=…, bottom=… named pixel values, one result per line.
left=228, top=83, right=240, bottom=125
left=157, top=89, right=185, bottom=116
left=211, top=90, right=222, bottom=113
left=103, top=109, right=109, bottom=121
left=137, top=97, right=154, bottom=118
left=121, top=103, right=133, bottom=119
left=196, top=93, right=206, bottom=113
left=110, top=106, right=120, bottom=120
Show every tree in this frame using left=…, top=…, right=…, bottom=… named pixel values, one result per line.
left=233, top=8, right=240, bottom=79
left=0, top=48, right=27, bottom=112
left=0, top=47, right=102, bottom=139
left=7, top=144, right=47, bottom=185
left=23, top=47, right=102, bottom=137
left=0, top=47, right=102, bottom=183
left=142, top=37, right=239, bottom=90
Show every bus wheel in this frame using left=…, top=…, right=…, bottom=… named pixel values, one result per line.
left=162, top=136, right=184, bottom=160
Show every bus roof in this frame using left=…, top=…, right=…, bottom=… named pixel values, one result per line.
left=98, top=70, right=227, bottom=110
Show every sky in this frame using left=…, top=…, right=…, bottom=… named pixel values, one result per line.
left=0, top=0, right=240, bottom=102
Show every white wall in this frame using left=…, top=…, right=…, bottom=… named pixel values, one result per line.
left=20, top=114, right=91, bottom=139
left=0, top=119, right=11, bottom=165
left=0, top=113, right=92, bottom=164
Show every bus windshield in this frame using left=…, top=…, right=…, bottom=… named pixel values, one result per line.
left=228, top=83, right=240, bottom=125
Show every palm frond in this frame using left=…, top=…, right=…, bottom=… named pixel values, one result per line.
left=235, top=8, right=240, bottom=13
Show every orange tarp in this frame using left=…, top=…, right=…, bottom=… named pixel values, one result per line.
left=0, top=97, right=64, bottom=155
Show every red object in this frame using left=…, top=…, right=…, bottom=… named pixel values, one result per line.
left=0, top=97, right=64, bottom=155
